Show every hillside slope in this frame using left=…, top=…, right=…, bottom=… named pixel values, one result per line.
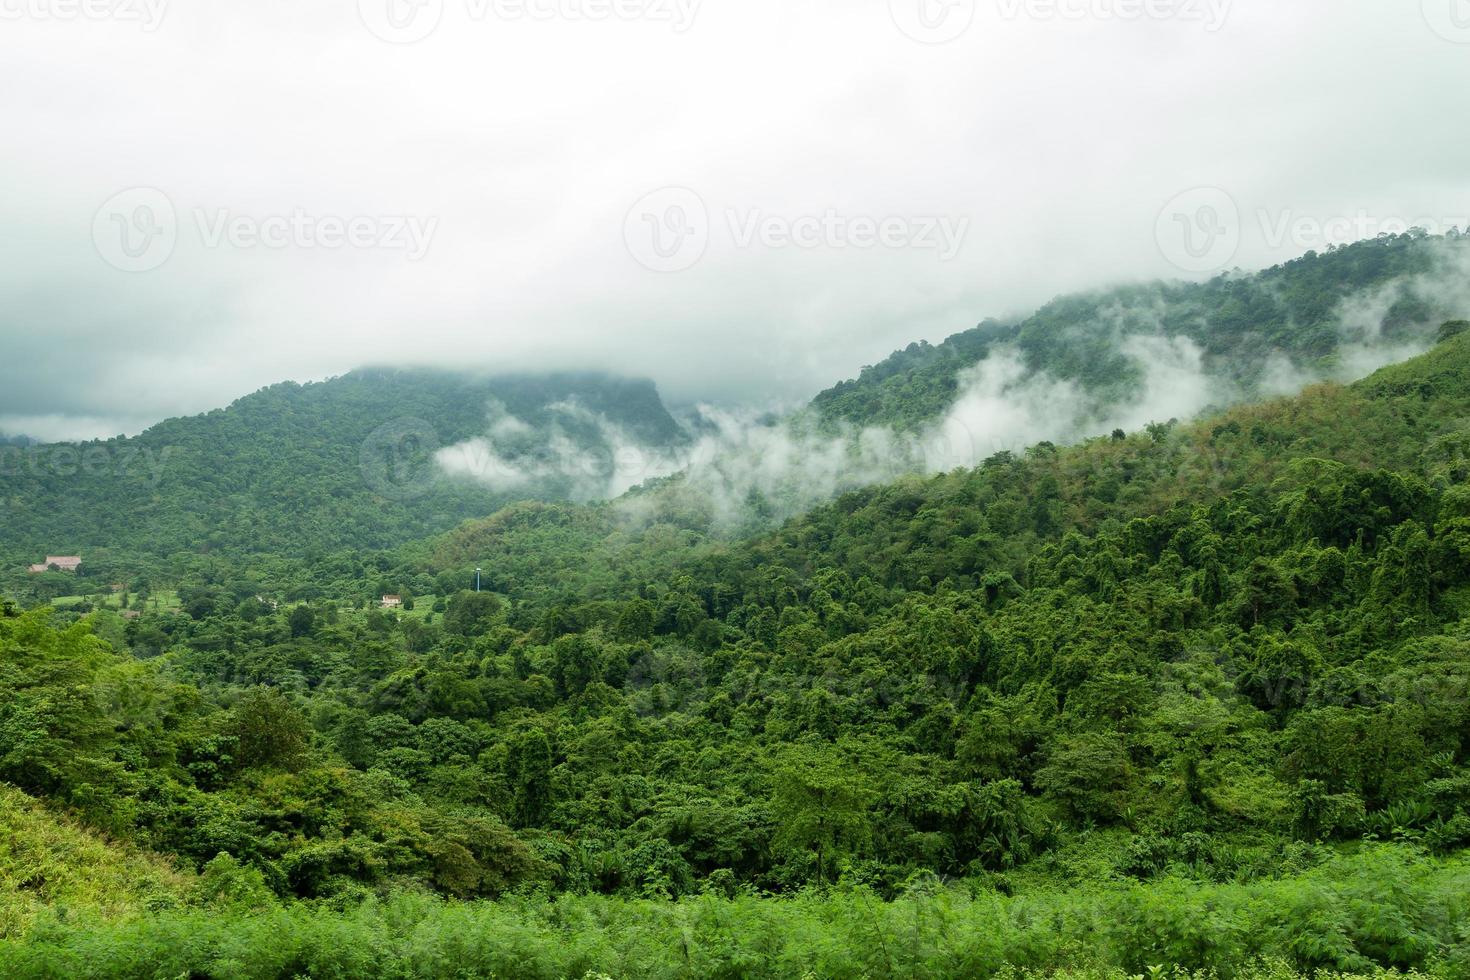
left=0, top=783, right=195, bottom=939
left=813, top=232, right=1470, bottom=430
left=0, top=369, right=686, bottom=565
left=7, top=234, right=1466, bottom=577
left=6, top=335, right=1470, bottom=975
left=423, top=325, right=1470, bottom=608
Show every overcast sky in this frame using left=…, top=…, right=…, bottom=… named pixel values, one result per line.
left=3, top=0, right=1469, bottom=440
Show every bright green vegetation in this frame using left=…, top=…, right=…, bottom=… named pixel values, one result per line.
left=4, top=846, right=1468, bottom=978
left=5, top=239, right=1470, bottom=975
left=0, top=783, right=194, bottom=940
left=3, top=336, right=1470, bottom=972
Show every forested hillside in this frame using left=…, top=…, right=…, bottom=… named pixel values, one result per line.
left=6, top=234, right=1465, bottom=586
left=9, top=0, right=1463, bottom=969
left=0, top=370, right=686, bottom=563
left=6, top=327, right=1470, bottom=975
left=813, top=232, right=1469, bottom=430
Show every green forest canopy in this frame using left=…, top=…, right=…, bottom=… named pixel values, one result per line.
left=5, top=326, right=1470, bottom=974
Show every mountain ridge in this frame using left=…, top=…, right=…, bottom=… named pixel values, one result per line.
left=812, top=232, right=1470, bottom=431
left=0, top=368, right=689, bottom=564
left=6, top=233, right=1466, bottom=575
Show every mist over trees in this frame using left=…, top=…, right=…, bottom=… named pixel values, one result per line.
left=5, top=239, right=1470, bottom=976
left=6, top=313, right=1470, bottom=973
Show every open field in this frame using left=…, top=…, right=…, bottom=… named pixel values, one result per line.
left=49, top=588, right=181, bottom=614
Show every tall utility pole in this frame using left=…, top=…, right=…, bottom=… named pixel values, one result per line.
left=475, top=567, right=481, bottom=593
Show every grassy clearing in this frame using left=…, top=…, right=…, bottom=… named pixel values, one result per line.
left=0, top=785, right=194, bottom=941
left=49, top=589, right=180, bottom=614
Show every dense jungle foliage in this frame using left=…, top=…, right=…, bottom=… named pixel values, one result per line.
left=6, top=237, right=1470, bottom=976
left=4, top=321, right=1470, bottom=974
left=4, top=234, right=1466, bottom=576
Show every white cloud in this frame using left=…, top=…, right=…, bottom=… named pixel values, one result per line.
left=435, top=253, right=1464, bottom=528
left=2, top=1, right=1469, bottom=436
